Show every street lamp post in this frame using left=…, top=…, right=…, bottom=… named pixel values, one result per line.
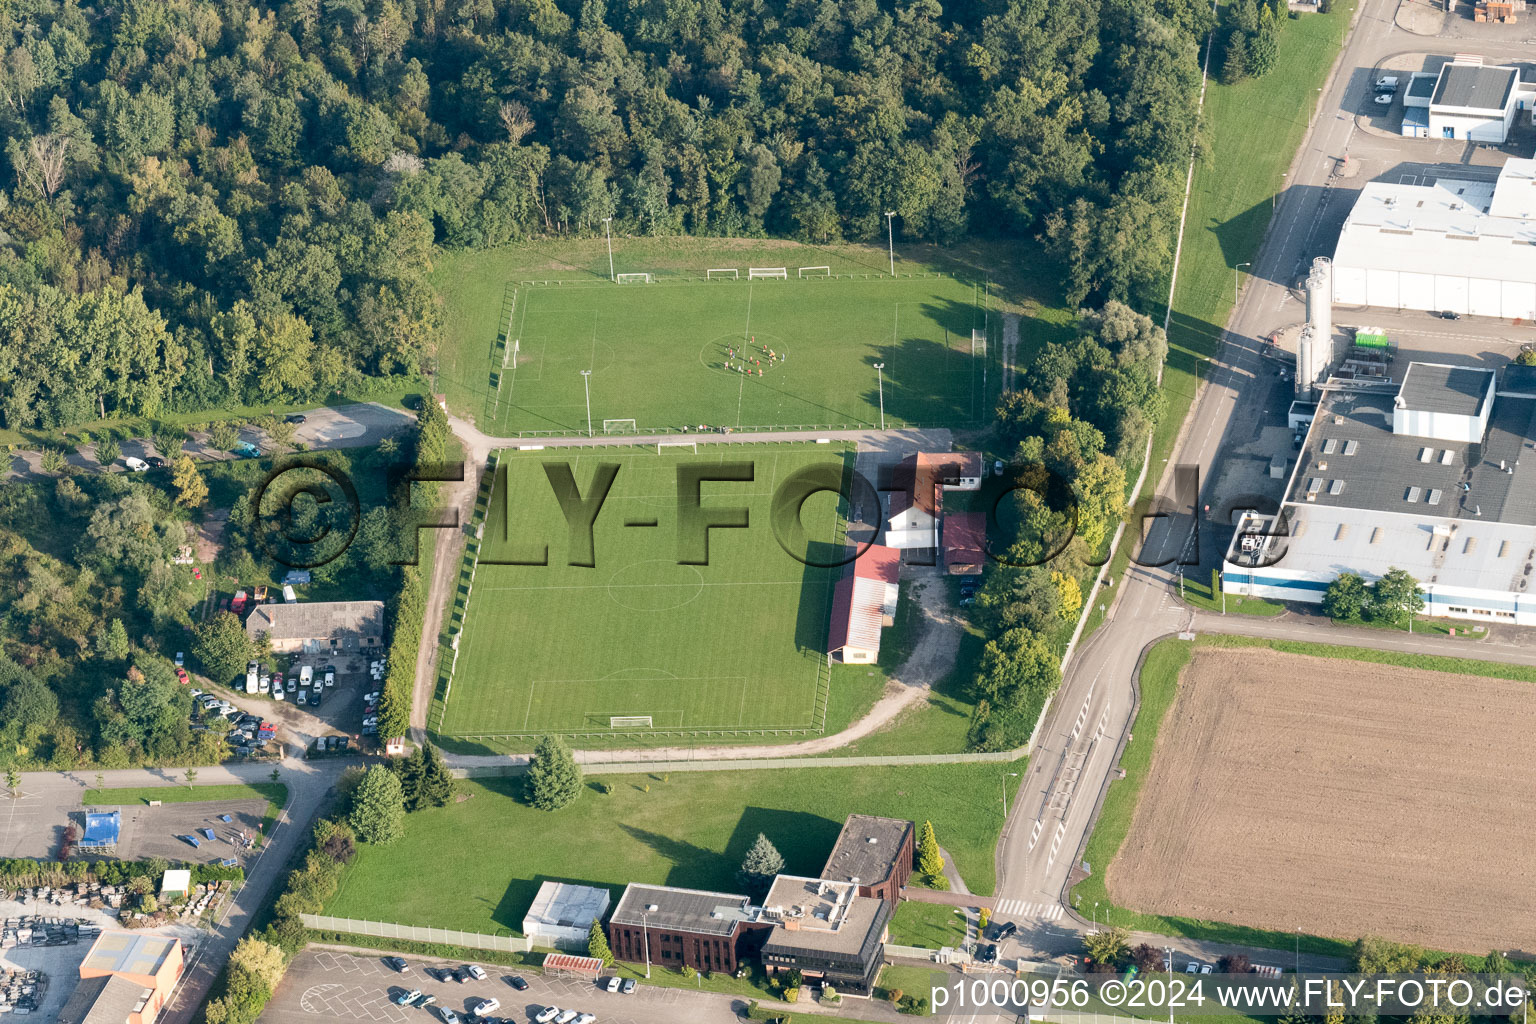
left=1093, top=901, right=1099, bottom=933
left=602, top=217, right=615, bottom=281
left=580, top=370, right=593, bottom=437
left=874, top=363, right=886, bottom=430
left=1001, top=771, right=1020, bottom=818
left=1235, top=262, right=1251, bottom=302
left=884, top=212, right=896, bottom=276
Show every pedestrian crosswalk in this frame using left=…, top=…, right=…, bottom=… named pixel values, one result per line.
left=993, top=898, right=1065, bottom=920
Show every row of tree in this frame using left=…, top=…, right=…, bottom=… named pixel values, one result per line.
left=966, top=303, right=1166, bottom=750
left=1322, top=568, right=1423, bottom=625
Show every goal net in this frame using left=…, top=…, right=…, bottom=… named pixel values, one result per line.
left=657, top=441, right=698, bottom=454
left=602, top=419, right=637, bottom=434
left=706, top=268, right=739, bottom=280
left=797, top=266, right=831, bottom=278
left=748, top=267, right=788, bottom=279
left=616, top=273, right=653, bottom=284
left=610, top=715, right=653, bottom=729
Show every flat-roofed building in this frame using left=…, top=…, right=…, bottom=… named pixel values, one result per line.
left=1428, top=61, right=1531, bottom=143
left=61, top=933, right=183, bottom=1024
left=522, top=881, right=611, bottom=950
left=607, top=884, right=767, bottom=975
left=819, top=815, right=914, bottom=905
left=759, top=876, right=891, bottom=995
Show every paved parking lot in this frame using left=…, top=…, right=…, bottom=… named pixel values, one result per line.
left=263, top=950, right=769, bottom=1024
left=96, top=797, right=269, bottom=864
left=0, top=926, right=97, bottom=1022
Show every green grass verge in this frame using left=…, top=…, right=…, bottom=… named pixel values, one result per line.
left=1069, top=639, right=1350, bottom=959
left=875, top=964, right=945, bottom=1010
left=329, top=760, right=1020, bottom=934
left=1197, top=632, right=1536, bottom=680
left=1181, top=573, right=1284, bottom=617
left=82, top=783, right=288, bottom=847
left=888, top=901, right=970, bottom=950
left=1155, top=2, right=1358, bottom=466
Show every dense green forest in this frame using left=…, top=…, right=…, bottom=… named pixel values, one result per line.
left=0, top=0, right=1211, bottom=431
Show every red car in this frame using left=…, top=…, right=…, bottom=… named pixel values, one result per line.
left=175, top=667, right=190, bottom=685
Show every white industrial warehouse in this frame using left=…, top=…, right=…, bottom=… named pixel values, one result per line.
left=1225, top=363, right=1536, bottom=625
left=1332, top=157, right=1536, bottom=320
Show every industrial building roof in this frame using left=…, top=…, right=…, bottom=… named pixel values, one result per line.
left=1398, top=363, right=1493, bottom=416
left=1500, top=364, right=1536, bottom=397
left=1332, top=168, right=1536, bottom=284
left=522, top=881, right=610, bottom=932
left=1431, top=62, right=1517, bottom=110
left=759, top=876, right=891, bottom=958
left=245, top=600, right=385, bottom=642
left=1406, top=72, right=1438, bottom=101
left=1286, top=386, right=1536, bottom=526
left=821, top=815, right=912, bottom=887
left=80, top=812, right=120, bottom=848
left=56, top=975, right=153, bottom=1024
left=609, top=883, right=753, bottom=937
left=81, top=933, right=178, bottom=980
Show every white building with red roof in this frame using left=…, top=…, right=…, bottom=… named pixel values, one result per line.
left=827, top=545, right=901, bottom=664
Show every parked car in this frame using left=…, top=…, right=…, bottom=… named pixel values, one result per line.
left=324, top=669, right=335, bottom=687
left=175, top=667, right=189, bottom=685
left=310, top=689, right=323, bottom=707
left=384, top=956, right=409, bottom=973
left=416, top=994, right=437, bottom=1008
left=146, top=455, right=168, bottom=469
left=425, top=968, right=446, bottom=983
left=534, top=1010, right=561, bottom=1024
left=1200, top=964, right=1213, bottom=975
left=976, top=943, right=997, bottom=964
left=606, top=977, right=622, bottom=993
left=439, top=1009, right=458, bottom=1024
left=297, top=691, right=308, bottom=706
left=285, top=413, right=307, bottom=424
left=620, top=978, right=635, bottom=995
left=287, top=678, right=297, bottom=692
left=1374, top=75, right=1399, bottom=91
left=1438, top=310, right=1462, bottom=320
left=272, top=687, right=284, bottom=702
left=1373, top=92, right=1392, bottom=106
left=1185, top=962, right=1200, bottom=974
left=554, top=1010, right=579, bottom=1024
left=124, top=456, right=150, bottom=472
left=471, top=999, right=499, bottom=1016
left=233, top=441, right=261, bottom=459
left=505, top=976, right=529, bottom=991
left=396, top=990, right=422, bottom=1006
left=573, top=1015, right=595, bottom=1024
left=466, top=965, right=487, bottom=981
left=997, top=921, right=1017, bottom=939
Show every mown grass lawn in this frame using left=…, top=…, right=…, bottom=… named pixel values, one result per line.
left=328, top=760, right=1020, bottom=935
left=888, top=900, right=969, bottom=950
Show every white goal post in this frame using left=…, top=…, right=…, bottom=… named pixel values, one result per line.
left=706, top=268, right=739, bottom=279
left=657, top=442, right=698, bottom=454
left=610, top=715, right=653, bottom=729
left=748, top=267, right=788, bottom=279
left=615, top=273, right=653, bottom=284
left=797, top=266, right=831, bottom=278
left=602, top=419, right=637, bottom=434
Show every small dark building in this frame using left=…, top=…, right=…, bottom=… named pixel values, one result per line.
left=819, top=814, right=914, bottom=905
left=759, top=876, right=892, bottom=995
left=607, top=883, right=767, bottom=975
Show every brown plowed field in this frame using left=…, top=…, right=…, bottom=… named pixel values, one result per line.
left=1107, top=646, right=1536, bottom=952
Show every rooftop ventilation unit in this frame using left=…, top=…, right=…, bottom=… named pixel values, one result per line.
left=1323, top=438, right=1338, bottom=454
left=1330, top=479, right=1346, bottom=495
left=1406, top=486, right=1422, bottom=502
left=1344, top=439, right=1359, bottom=456
left=1428, top=488, right=1443, bottom=505
left=1419, top=448, right=1434, bottom=462
left=1440, top=449, right=1455, bottom=465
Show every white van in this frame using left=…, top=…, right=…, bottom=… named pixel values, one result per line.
left=245, top=662, right=259, bottom=694
left=282, top=585, right=297, bottom=603
left=299, top=665, right=314, bottom=686
left=124, top=456, right=150, bottom=472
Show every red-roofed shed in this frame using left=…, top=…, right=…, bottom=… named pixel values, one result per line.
left=828, top=545, right=902, bottom=664
left=943, top=511, right=987, bottom=575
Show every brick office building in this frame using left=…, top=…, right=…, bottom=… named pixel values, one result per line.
left=607, top=884, right=769, bottom=974
left=819, top=814, right=914, bottom=905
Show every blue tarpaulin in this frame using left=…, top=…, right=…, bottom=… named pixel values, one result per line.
left=79, top=811, right=120, bottom=849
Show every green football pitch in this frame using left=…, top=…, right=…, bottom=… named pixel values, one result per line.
left=479, top=274, right=995, bottom=435
left=437, top=444, right=852, bottom=742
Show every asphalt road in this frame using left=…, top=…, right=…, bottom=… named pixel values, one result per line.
left=979, top=0, right=1536, bottom=1009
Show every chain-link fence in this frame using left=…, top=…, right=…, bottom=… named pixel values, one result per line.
left=300, top=914, right=532, bottom=954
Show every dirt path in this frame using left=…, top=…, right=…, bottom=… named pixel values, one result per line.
left=408, top=418, right=496, bottom=742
